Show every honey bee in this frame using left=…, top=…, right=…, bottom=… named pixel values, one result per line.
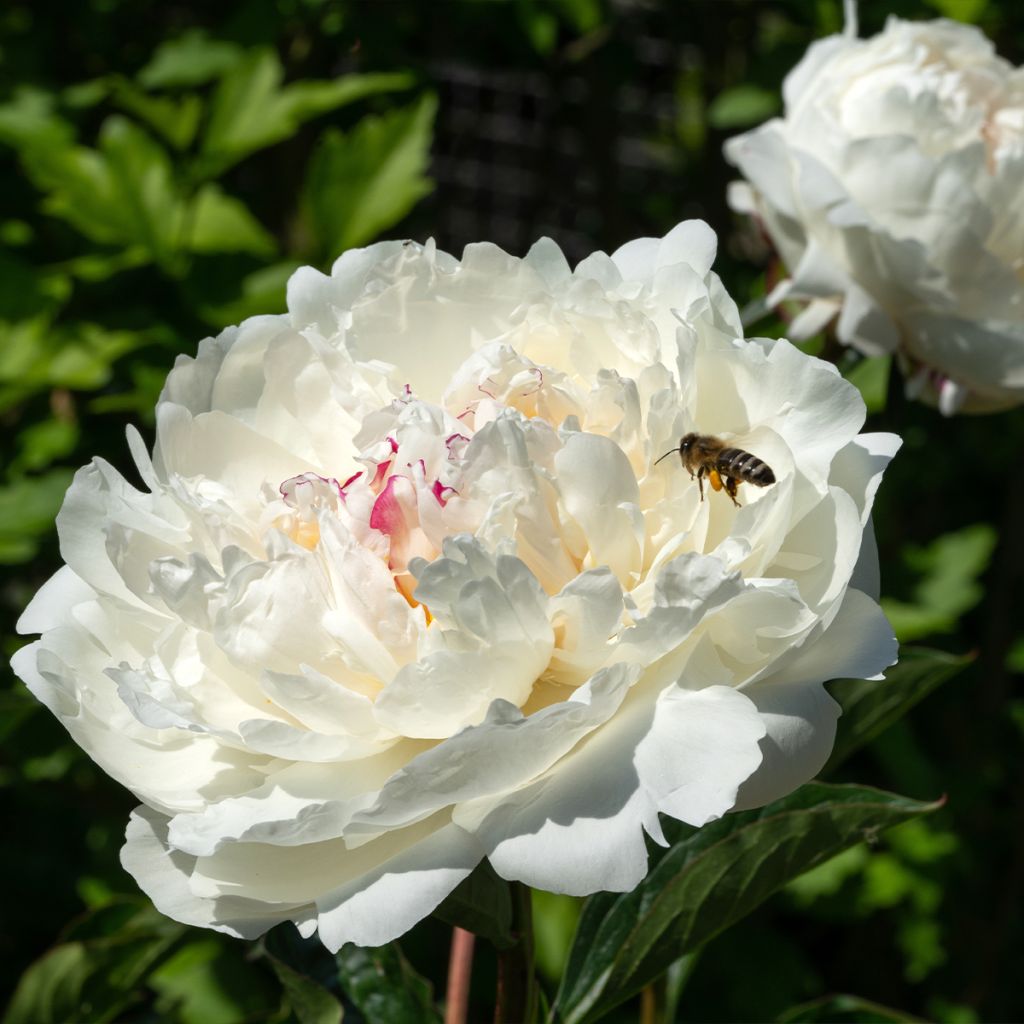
left=655, top=432, right=775, bottom=507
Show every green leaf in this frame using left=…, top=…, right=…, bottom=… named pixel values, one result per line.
left=3, top=900, right=185, bottom=1024
left=196, top=260, right=300, bottom=327
left=108, top=78, right=203, bottom=150
left=0, top=469, right=74, bottom=564
left=262, top=949, right=343, bottom=1024
left=707, top=85, right=780, bottom=130
left=186, top=184, right=277, bottom=256
left=0, top=88, right=74, bottom=152
left=923, top=0, right=988, bottom=23
left=336, top=943, right=440, bottom=1024
left=881, top=524, right=997, bottom=642
left=303, top=93, right=436, bottom=258
left=11, top=418, right=80, bottom=474
left=533, top=891, right=583, bottom=983
left=23, top=116, right=185, bottom=269
left=844, top=355, right=891, bottom=414
left=434, top=859, right=516, bottom=949
left=825, top=647, right=972, bottom=772
left=199, top=49, right=414, bottom=176
left=777, top=993, right=926, bottom=1022
left=137, top=31, right=244, bottom=90
left=148, top=936, right=280, bottom=1024
left=552, top=784, right=941, bottom=1024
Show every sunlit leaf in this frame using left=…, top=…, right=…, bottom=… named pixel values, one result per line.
left=199, top=49, right=414, bottom=176
left=303, top=93, right=436, bottom=258
left=0, top=87, right=74, bottom=152
left=0, top=469, right=74, bottom=564
left=186, top=184, right=277, bottom=256
left=108, top=78, right=203, bottom=150
left=22, top=116, right=185, bottom=269
left=707, top=85, right=779, bottom=129
left=137, top=32, right=244, bottom=90
left=552, top=785, right=941, bottom=1024
left=844, top=355, right=891, bottom=414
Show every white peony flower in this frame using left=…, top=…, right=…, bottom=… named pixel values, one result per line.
left=725, top=17, right=1024, bottom=414
left=13, top=224, right=898, bottom=950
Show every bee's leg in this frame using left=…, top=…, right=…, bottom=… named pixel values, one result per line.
left=724, top=475, right=742, bottom=508
left=708, top=468, right=724, bottom=493
left=696, top=466, right=705, bottom=501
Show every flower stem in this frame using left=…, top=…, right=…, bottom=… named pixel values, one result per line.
left=445, top=927, right=476, bottom=1024
left=494, top=882, right=537, bottom=1024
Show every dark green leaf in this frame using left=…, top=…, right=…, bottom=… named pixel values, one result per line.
left=336, top=943, right=440, bottom=1024
left=552, top=784, right=941, bottom=1024
left=433, top=858, right=515, bottom=949
left=825, top=647, right=973, bottom=772
left=263, top=949, right=343, bottom=1024
left=196, top=260, right=301, bottom=327
left=303, top=93, right=436, bottom=258
left=777, top=993, right=926, bottom=1022
left=3, top=900, right=184, bottom=1024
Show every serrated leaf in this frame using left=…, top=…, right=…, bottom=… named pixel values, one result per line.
left=336, top=943, right=439, bottom=1024
left=303, top=93, right=436, bottom=257
left=199, top=49, right=413, bottom=177
left=552, top=784, right=941, bottom=1024
left=186, top=184, right=276, bottom=256
left=137, top=31, right=244, bottom=90
left=825, top=647, right=972, bottom=772
left=433, top=858, right=515, bottom=948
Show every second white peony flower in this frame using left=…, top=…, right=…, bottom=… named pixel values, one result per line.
left=13, top=223, right=898, bottom=950
left=726, top=17, right=1024, bottom=414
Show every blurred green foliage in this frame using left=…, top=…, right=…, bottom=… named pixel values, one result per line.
left=2, top=0, right=1024, bottom=1022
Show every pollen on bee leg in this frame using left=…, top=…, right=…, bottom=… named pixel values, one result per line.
left=708, top=468, right=724, bottom=492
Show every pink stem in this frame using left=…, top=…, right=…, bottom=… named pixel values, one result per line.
left=444, top=927, right=476, bottom=1024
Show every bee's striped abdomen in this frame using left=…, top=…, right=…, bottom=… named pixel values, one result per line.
left=717, top=447, right=776, bottom=487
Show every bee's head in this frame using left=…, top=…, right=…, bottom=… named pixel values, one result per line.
left=679, top=432, right=698, bottom=453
